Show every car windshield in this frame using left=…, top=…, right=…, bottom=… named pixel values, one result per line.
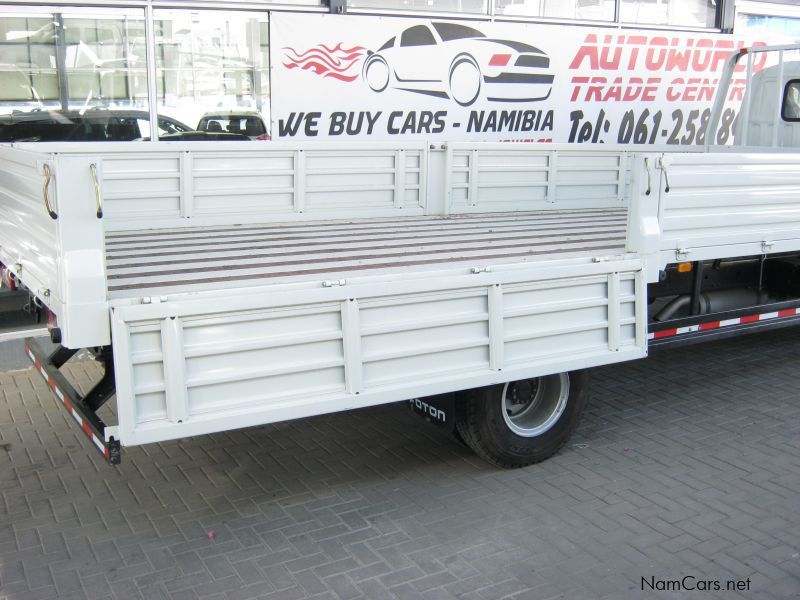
left=432, top=22, right=486, bottom=42
left=200, top=116, right=266, bottom=136
left=159, top=118, right=191, bottom=134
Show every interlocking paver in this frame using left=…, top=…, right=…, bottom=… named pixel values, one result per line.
left=1, top=329, right=799, bottom=599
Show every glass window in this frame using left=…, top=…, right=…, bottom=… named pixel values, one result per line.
left=0, top=9, right=148, bottom=110
left=153, top=10, right=270, bottom=137
left=63, top=16, right=148, bottom=105
left=347, top=0, right=488, bottom=15
left=400, top=25, right=436, bottom=47
left=197, top=114, right=267, bottom=137
left=736, top=14, right=800, bottom=41
left=783, top=80, right=800, bottom=122
left=619, top=0, right=716, bottom=28
left=0, top=7, right=152, bottom=142
left=0, top=16, right=60, bottom=105
left=494, top=0, right=615, bottom=22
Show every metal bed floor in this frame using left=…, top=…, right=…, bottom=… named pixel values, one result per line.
left=104, top=208, right=629, bottom=299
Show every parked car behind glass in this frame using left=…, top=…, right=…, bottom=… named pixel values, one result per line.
left=0, top=109, right=191, bottom=142
left=197, top=110, right=270, bottom=140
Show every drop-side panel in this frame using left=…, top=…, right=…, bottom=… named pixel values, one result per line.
left=659, top=152, right=800, bottom=264
left=0, top=146, right=109, bottom=347
left=0, top=146, right=59, bottom=304
left=448, top=145, right=630, bottom=213
left=110, top=257, right=646, bottom=446
left=30, top=142, right=429, bottom=231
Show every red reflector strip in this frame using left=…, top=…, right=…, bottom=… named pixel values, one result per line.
left=648, top=307, right=800, bottom=340
left=653, top=329, right=677, bottom=339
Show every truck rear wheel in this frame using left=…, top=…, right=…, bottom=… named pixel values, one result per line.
left=455, top=371, right=588, bottom=468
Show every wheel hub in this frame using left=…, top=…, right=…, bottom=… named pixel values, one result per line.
left=501, top=374, right=570, bottom=438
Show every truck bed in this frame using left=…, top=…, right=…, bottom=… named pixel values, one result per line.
left=105, top=207, right=628, bottom=298
left=6, top=141, right=800, bottom=452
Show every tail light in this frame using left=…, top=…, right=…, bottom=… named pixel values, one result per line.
left=46, top=308, right=62, bottom=344
left=1, top=264, right=16, bottom=291
left=489, top=54, right=511, bottom=67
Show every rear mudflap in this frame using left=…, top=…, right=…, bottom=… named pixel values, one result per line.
left=408, top=393, right=457, bottom=433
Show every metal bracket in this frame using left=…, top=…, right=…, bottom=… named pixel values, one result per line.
left=84, top=346, right=116, bottom=412
left=676, top=247, right=690, bottom=260
left=762, top=241, right=774, bottom=253
left=90, top=162, right=103, bottom=219
left=327, top=0, right=346, bottom=13
left=42, top=163, right=58, bottom=220
left=471, top=266, right=491, bottom=274
left=657, top=157, right=672, bottom=193
left=25, top=338, right=120, bottom=464
left=323, top=279, right=347, bottom=287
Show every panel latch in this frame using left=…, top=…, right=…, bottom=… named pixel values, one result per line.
left=323, top=279, right=347, bottom=287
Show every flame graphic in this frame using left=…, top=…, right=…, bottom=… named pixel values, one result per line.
left=283, top=43, right=366, bottom=82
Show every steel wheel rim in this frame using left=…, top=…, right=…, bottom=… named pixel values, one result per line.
left=501, top=373, right=570, bottom=437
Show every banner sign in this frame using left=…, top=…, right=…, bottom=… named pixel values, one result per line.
left=271, top=13, right=766, bottom=144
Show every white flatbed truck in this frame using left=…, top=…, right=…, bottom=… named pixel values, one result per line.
left=2, top=45, right=800, bottom=466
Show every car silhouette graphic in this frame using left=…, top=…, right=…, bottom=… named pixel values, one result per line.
left=362, top=22, right=554, bottom=106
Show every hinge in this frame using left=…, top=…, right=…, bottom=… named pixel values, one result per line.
left=322, top=279, right=347, bottom=288
left=762, top=241, right=774, bottom=253
left=676, top=247, right=690, bottom=260
left=471, top=266, right=491, bottom=274
left=105, top=426, right=119, bottom=441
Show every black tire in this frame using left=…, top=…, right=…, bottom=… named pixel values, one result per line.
left=451, top=426, right=468, bottom=447
left=455, top=371, right=588, bottom=468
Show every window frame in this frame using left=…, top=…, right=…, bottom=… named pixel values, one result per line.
left=782, top=79, right=800, bottom=123
left=348, top=0, right=726, bottom=30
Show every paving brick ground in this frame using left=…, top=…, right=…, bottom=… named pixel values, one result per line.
left=0, top=330, right=798, bottom=600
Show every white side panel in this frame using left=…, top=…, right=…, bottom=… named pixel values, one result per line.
left=29, top=141, right=429, bottom=231
left=0, top=146, right=109, bottom=347
left=447, top=145, right=629, bottom=213
left=110, top=257, right=645, bottom=446
left=658, top=152, right=800, bottom=265
left=0, top=146, right=58, bottom=304
left=102, top=152, right=182, bottom=221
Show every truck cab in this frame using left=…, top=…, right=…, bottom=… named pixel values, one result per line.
left=734, top=54, right=800, bottom=147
